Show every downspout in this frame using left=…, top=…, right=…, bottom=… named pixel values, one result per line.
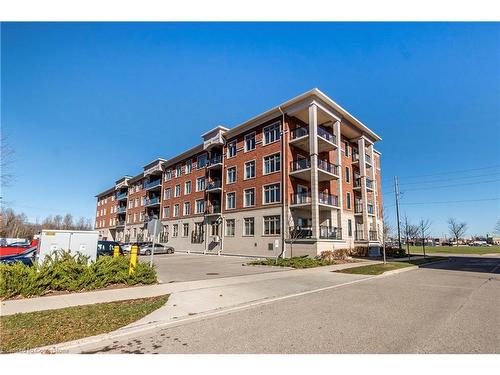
left=278, top=106, right=287, bottom=259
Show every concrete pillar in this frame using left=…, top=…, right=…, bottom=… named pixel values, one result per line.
left=309, top=104, right=320, bottom=240
left=357, top=137, right=369, bottom=240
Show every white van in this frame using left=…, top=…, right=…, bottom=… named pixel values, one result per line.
left=37, top=230, right=99, bottom=263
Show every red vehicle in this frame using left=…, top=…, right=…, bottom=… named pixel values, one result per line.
left=0, top=238, right=39, bottom=257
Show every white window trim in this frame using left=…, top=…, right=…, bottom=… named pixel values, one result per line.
left=225, top=219, right=236, bottom=237
left=244, top=159, right=256, bottom=180
left=226, top=140, right=237, bottom=159
left=196, top=177, right=206, bottom=192
left=262, top=121, right=281, bottom=146
left=262, top=182, right=282, bottom=205
left=244, top=131, right=256, bottom=152
left=262, top=152, right=281, bottom=175
left=243, top=187, right=256, bottom=208
left=226, top=166, right=237, bottom=184
left=183, top=202, right=191, bottom=216
left=226, top=191, right=236, bottom=210
left=195, top=199, right=205, bottom=214
left=243, top=217, right=255, bottom=237
left=184, top=180, right=192, bottom=195
left=262, top=215, right=281, bottom=236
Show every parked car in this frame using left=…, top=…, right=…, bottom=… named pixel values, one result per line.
left=97, top=241, right=124, bottom=257
left=121, top=243, right=133, bottom=253
left=138, top=243, right=174, bottom=255
left=0, top=238, right=39, bottom=257
left=0, top=246, right=37, bottom=266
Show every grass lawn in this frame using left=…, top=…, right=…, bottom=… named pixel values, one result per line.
left=407, top=245, right=500, bottom=255
left=248, top=256, right=344, bottom=269
left=0, top=295, right=169, bottom=353
left=335, top=257, right=444, bottom=276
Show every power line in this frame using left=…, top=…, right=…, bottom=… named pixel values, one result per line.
left=394, top=171, right=500, bottom=187
left=382, top=178, right=500, bottom=194
left=382, top=165, right=500, bottom=184
left=400, top=197, right=499, bottom=206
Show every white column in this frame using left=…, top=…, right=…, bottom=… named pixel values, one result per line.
left=309, top=104, right=320, bottom=240
left=357, top=137, right=369, bottom=240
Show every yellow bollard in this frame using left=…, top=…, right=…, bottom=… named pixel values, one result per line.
left=129, top=245, right=138, bottom=275
left=113, top=245, right=120, bottom=258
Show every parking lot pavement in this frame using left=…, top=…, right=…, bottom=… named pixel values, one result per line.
left=141, top=253, right=288, bottom=283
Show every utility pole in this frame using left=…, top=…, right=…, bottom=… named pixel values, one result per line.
left=394, top=176, right=402, bottom=250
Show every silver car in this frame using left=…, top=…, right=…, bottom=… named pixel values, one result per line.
left=138, top=243, right=174, bottom=256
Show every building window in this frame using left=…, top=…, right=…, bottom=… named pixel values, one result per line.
left=128, top=200, right=133, bottom=209
left=244, top=132, right=256, bottom=152
left=227, top=141, right=237, bottom=158
left=141, top=196, right=146, bottom=206
left=164, top=188, right=171, bottom=200
left=197, top=154, right=207, bottom=169
left=226, top=219, right=235, bottom=236
left=227, top=167, right=237, bottom=184
left=133, top=213, right=137, bottom=223
left=135, top=198, right=139, bottom=207
left=264, top=153, right=281, bottom=174
left=244, top=218, right=255, bottom=236
left=196, top=177, right=206, bottom=192
left=348, top=219, right=352, bottom=237
left=182, top=223, right=189, bottom=237
left=346, top=192, right=351, bottom=209
left=345, top=167, right=350, bottom=183
left=244, top=188, right=255, bottom=207
left=186, top=160, right=192, bottom=174
left=344, top=141, right=349, bottom=157
left=172, top=224, right=178, bottom=237
left=210, top=222, right=219, bottom=236
left=163, top=206, right=170, bottom=219
left=183, top=202, right=191, bottom=216
left=196, top=199, right=205, bottom=214
left=226, top=192, right=236, bottom=209
left=185, top=181, right=192, bottom=195
left=165, top=170, right=172, bottom=181
left=176, top=164, right=183, bottom=177
left=139, top=212, right=144, bottom=221
left=173, top=204, right=180, bottom=217
left=263, top=183, right=281, bottom=204
left=263, top=122, right=280, bottom=145
left=245, top=160, right=256, bottom=179
left=174, top=184, right=181, bottom=197
left=264, top=215, right=280, bottom=235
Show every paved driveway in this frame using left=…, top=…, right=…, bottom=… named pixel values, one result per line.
left=92, top=256, right=500, bottom=354
left=140, top=253, right=287, bottom=283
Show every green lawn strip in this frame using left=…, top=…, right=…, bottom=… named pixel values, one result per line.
left=407, top=246, right=500, bottom=255
left=0, top=295, right=169, bottom=353
left=248, top=257, right=337, bottom=269
left=335, top=257, right=444, bottom=275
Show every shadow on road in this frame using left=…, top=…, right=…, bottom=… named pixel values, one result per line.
left=417, top=256, right=500, bottom=274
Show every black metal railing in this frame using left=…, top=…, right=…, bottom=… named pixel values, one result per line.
left=206, top=180, right=222, bottom=190
left=289, top=226, right=313, bottom=239
left=144, top=179, right=162, bottom=190
left=208, top=155, right=222, bottom=166
left=319, top=226, right=342, bottom=240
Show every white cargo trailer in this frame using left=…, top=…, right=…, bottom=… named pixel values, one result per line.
left=37, top=230, right=99, bottom=263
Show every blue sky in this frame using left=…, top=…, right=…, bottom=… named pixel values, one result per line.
left=2, top=22, right=499, bottom=236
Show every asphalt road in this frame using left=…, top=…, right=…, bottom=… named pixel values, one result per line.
left=86, top=256, right=500, bottom=354
left=141, top=253, right=287, bottom=283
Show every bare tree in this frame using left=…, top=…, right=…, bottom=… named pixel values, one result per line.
left=1, top=134, right=15, bottom=189
left=62, top=214, right=74, bottom=230
left=418, top=218, right=432, bottom=258
left=448, top=218, right=467, bottom=245
left=402, top=215, right=419, bottom=261
left=495, top=219, right=500, bottom=235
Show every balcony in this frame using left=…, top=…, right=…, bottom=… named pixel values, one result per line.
left=365, top=154, right=372, bottom=166
left=355, top=230, right=365, bottom=241
left=206, top=180, right=222, bottom=192
left=317, top=127, right=337, bottom=145
left=205, top=204, right=221, bottom=216
left=319, top=226, right=342, bottom=240
left=369, top=230, right=378, bottom=241
left=354, top=202, right=363, bottom=215
left=290, top=191, right=312, bottom=206
left=367, top=203, right=375, bottom=215
left=289, top=126, right=336, bottom=152
left=366, top=178, right=374, bottom=191
left=289, top=226, right=313, bottom=239
left=352, top=152, right=359, bottom=163
left=317, top=159, right=340, bottom=179
left=144, top=179, right=162, bottom=190
left=207, top=155, right=223, bottom=169
left=145, top=196, right=161, bottom=206
left=116, top=191, right=128, bottom=201
left=318, top=192, right=339, bottom=208
left=115, top=220, right=126, bottom=228
left=117, top=206, right=127, bottom=214
left=354, top=177, right=362, bottom=189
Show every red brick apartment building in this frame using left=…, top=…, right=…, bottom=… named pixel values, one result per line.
left=95, top=89, right=383, bottom=257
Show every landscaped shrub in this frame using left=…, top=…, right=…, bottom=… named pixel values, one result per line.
left=384, top=246, right=407, bottom=258
left=350, top=246, right=369, bottom=257
left=0, top=251, right=157, bottom=299
left=320, top=249, right=351, bottom=261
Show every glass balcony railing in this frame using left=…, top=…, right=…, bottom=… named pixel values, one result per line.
left=116, top=191, right=128, bottom=200
left=354, top=202, right=363, bottom=214
left=206, top=205, right=221, bottom=214
left=290, top=126, right=309, bottom=139
left=317, top=127, right=336, bottom=144
left=145, top=196, right=160, bottom=206
left=319, top=226, right=342, bottom=240
left=117, top=206, right=127, bottom=214
left=144, top=179, right=162, bottom=190
left=318, top=192, right=339, bottom=207
left=317, top=160, right=339, bottom=176
left=116, top=220, right=126, bottom=227
left=291, top=191, right=312, bottom=205
left=290, top=158, right=311, bottom=172
left=206, top=180, right=222, bottom=190
left=365, top=154, right=372, bottom=165
left=366, top=178, right=374, bottom=190
left=208, top=155, right=222, bottom=166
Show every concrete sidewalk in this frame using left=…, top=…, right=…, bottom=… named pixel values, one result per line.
left=0, top=259, right=377, bottom=316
